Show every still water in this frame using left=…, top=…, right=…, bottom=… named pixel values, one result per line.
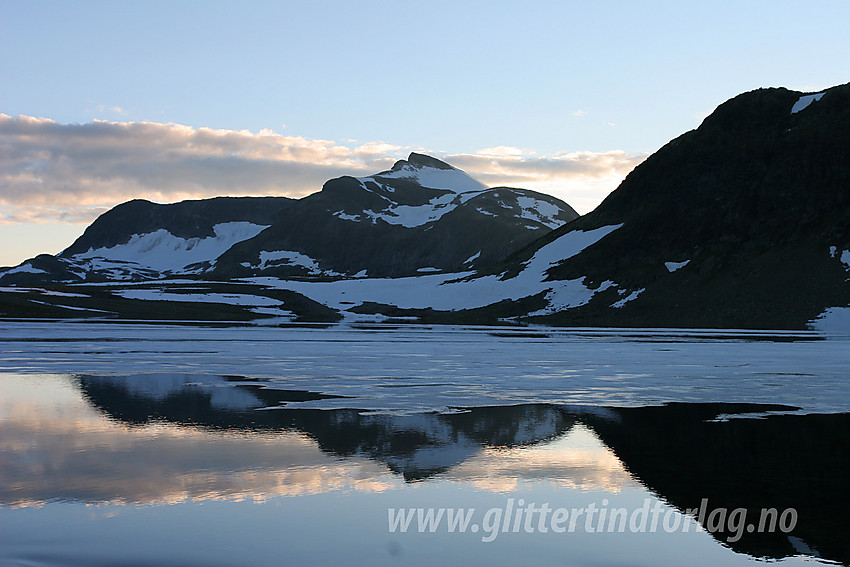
left=1, top=322, right=847, bottom=566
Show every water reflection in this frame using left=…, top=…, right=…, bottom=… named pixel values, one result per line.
left=580, top=403, right=850, bottom=565
left=1, top=372, right=847, bottom=565
left=0, top=374, right=628, bottom=507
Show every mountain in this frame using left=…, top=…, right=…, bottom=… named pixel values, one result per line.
left=511, top=82, right=850, bottom=328
left=3, top=83, right=850, bottom=329
left=0, top=153, right=577, bottom=285
left=267, top=82, right=849, bottom=329
left=211, top=153, right=577, bottom=279
left=54, top=196, right=292, bottom=282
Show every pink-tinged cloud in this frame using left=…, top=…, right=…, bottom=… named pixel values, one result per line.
left=0, top=115, right=646, bottom=224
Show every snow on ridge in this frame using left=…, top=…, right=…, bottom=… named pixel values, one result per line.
left=664, top=260, right=690, bottom=272
left=366, top=163, right=487, bottom=193
left=73, top=222, right=269, bottom=273
left=791, top=92, right=825, bottom=114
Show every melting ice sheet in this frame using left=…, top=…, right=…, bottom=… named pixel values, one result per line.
left=1, top=321, right=849, bottom=414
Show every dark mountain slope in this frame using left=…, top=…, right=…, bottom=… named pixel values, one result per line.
left=61, top=196, right=294, bottom=255
left=491, top=83, right=850, bottom=328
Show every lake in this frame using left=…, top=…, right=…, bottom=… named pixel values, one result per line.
left=1, top=320, right=848, bottom=566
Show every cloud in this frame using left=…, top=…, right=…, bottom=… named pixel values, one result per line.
left=443, top=149, right=646, bottom=213
left=446, top=149, right=643, bottom=183
left=0, top=114, right=646, bottom=224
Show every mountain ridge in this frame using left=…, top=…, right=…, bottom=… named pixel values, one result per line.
left=2, top=82, right=849, bottom=330
left=0, top=153, right=578, bottom=284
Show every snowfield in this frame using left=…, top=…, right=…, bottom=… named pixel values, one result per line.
left=247, top=224, right=626, bottom=314
left=70, top=222, right=270, bottom=274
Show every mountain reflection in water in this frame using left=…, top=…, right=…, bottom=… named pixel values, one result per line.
left=0, top=372, right=847, bottom=566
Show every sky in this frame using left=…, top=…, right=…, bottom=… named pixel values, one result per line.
left=1, top=0, right=849, bottom=266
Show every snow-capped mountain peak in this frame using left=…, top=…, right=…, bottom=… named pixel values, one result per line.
left=365, top=152, right=488, bottom=193
left=0, top=153, right=577, bottom=285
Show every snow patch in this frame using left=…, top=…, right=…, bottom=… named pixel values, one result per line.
left=73, top=222, right=269, bottom=274
left=810, top=307, right=850, bottom=334
left=360, top=190, right=488, bottom=228
left=0, top=287, right=88, bottom=298
left=4, top=263, right=47, bottom=275
left=664, top=260, right=690, bottom=272
left=841, top=250, right=850, bottom=270
left=114, top=289, right=282, bottom=307
left=515, top=196, right=563, bottom=229
left=250, top=306, right=296, bottom=319
left=28, top=300, right=110, bottom=313
left=242, top=250, right=344, bottom=277
left=463, top=251, right=481, bottom=265
left=611, top=288, right=645, bottom=308
left=259, top=250, right=318, bottom=272
left=791, top=92, right=825, bottom=114
left=519, top=224, right=623, bottom=273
